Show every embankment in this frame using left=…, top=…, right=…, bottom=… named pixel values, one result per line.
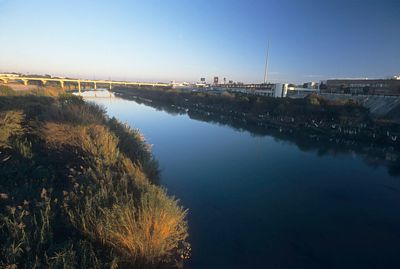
left=0, top=85, right=190, bottom=268
left=112, top=86, right=400, bottom=147
left=320, top=93, right=400, bottom=119
left=111, top=86, right=400, bottom=175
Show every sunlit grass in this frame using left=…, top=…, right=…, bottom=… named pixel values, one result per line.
left=0, top=89, right=189, bottom=268
left=101, top=186, right=188, bottom=264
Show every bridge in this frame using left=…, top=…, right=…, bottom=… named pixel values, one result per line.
left=0, top=75, right=171, bottom=94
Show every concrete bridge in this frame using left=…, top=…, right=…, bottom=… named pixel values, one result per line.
left=0, top=75, right=170, bottom=94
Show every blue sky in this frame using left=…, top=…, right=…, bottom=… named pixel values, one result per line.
left=0, top=0, right=399, bottom=83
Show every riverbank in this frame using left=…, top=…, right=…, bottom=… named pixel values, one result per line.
left=90, top=93, right=400, bottom=269
left=112, top=86, right=400, bottom=146
left=0, top=85, right=190, bottom=268
left=110, top=86, right=400, bottom=175
left=320, top=93, right=400, bottom=119
left=1, top=82, right=43, bottom=92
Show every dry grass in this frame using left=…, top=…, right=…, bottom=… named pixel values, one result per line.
left=20, top=86, right=65, bottom=97
left=0, top=92, right=190, bottom=268
left=1, top=84, right=65, bottom=97
left=42, top=123, right=121, bottom=167
left=46, top=95, right=106, bottom=125
left=99, top=186, right=188, bottom=265
left=0, top=111, right=25, bottom=147
left=0, top=85, right=16, bottom=96
left=108, top=118, right=160, bottom=183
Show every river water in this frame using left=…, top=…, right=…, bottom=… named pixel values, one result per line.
left=90, top=96, right=400, bottom=269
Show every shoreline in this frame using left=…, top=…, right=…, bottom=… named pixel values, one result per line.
left=111, top=86, right=400, bottom=175
left=112, top=86, right=400, bottom=147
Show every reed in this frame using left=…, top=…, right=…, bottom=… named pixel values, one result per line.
left=0, top=89, right=189, bottom=268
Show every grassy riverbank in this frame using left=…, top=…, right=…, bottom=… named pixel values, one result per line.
left=110, top=86, right=400, bottom=175
left=112, top=86, right=400, bottom=147
left=0, top=85, right=190, bottom=268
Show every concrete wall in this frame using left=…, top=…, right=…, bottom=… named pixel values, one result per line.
left=324, top=79, right=400, bottom=95
left=321, top=93, right=400, bottom=116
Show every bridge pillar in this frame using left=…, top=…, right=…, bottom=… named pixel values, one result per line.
left=60, top=80, right=64, bottom=89
left=41, top=80, right=47, bottom=86
left=109, top=83, right=112, bottom=90
left=93, top=82, right=97, bottom=97
left=78, top=81, right=81, bottom=95
left=22, top=79, right=28, bottom=86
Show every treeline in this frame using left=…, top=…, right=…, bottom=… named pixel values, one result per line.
left=0, top=86, right=190, bottom=268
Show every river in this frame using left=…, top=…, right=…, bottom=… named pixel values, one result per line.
left=90, top=95, right=400, bottom=269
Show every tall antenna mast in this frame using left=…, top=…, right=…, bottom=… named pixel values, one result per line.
left=263, top=40, right=270, bottom=84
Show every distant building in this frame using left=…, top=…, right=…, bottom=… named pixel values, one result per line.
left=195, top=83, right=208, bottom=88
left=287, top=86, right=319, bottom=98
left=213, top=76, right=219, bottom=85
left=229, top=83, right=288, bottom=98
left=253, top=84, right=289, bottom=98
left=171, top=81, right=192, bottom=89
left=200, top=77, right=206, bottom=83
left=323, top=78, right=400, bottom=95
left=0, top=73, right=20, bottom=78
left=303, top=82, right=319, bottom=89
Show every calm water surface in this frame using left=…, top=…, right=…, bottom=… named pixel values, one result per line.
left=91, top=96, right=400, bottom=269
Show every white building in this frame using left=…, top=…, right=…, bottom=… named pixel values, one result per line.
left=303, top=81, right=319, bottom=89
left=286, top=86, right=319, bottom=98
left=253, top=83, right=288, bottom=98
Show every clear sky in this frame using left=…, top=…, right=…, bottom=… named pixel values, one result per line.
left=0, top=0, right=399, bottom=83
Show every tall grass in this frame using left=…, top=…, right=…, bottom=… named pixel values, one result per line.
left=42, top=123, right=121, bottom=167
left=0, top=85, right=16, bottom=96
left=95, top=186, right=188, bottom=265
left=108, top=118, right=160, bottom=183
left=0, top=111, right=25, bottom=147
left=0, top=91, right=190, bottom=268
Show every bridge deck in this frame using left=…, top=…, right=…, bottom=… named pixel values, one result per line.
left=0, top=76, right=170, bottom=88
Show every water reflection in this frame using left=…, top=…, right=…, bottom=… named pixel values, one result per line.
left=118, top=96, right=400, bottom=177
left=89, top=96, right=400, bottom=269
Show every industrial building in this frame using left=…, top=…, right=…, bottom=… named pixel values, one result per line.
left=286, top=86, right=319, bottom=98
left=227, top=83, right=289, bottom=98
left=213, top=76, right=219, bottom=85
left=323, top=78, right=400, bottom=96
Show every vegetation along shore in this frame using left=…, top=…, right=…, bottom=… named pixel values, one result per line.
left=0, top=85, right=190, bottom=268
left=112, top=86, right=400, bottom=175
left=113, top=86, right=400, bottom=144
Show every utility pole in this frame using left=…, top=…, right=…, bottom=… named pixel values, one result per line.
left=263, top=40, right=270, bottom=84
